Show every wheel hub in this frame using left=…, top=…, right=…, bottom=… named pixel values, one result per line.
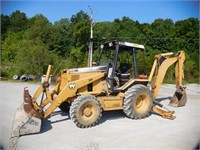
left=83, top=107, right=92, bottom=117
left=136, top=98, right=144, bottom=109
left=134, top=94, right=149, bottom=113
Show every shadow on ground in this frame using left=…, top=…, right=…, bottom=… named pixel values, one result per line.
left=40, top=109, right=126, bottom=132
left=40, top=110, right=70, bottom=133
left=40, top=96, right=172, bottom=133
left=155, top=96, right=172, bottom=102
left=98, top=110, right=125, bottom=125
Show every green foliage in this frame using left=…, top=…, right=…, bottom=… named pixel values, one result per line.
left=26, top=14, right=55, bottom=48
left=70, top=10, right=89, bottom=24
left=2, top=39, right=61, bottom=77
left=0, top=10, right=199, bottom=83
left=2, top=32, right=20, bottom=62
left=52, top=18, right=72, bottom=56
left=70, top=19, right=90, bottom=49
left=14, top=40, right=57, bottom=74
left=1, top=14, right=10, bottom=39
left=9, top=10, right=28, bottom=32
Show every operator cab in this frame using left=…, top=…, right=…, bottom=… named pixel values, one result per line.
left=97, top=41, right=146, bottom=93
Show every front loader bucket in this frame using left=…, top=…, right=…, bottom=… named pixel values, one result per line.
left=169, top=87, right=187, bottom=107
left=11, top=106, right=41, bottom=137
left=11, top=88, right=42, bottom=137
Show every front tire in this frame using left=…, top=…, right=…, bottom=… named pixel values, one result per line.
left=124, top=84, right=153, bottom=119
left=70, top=95, right=102, bottom=128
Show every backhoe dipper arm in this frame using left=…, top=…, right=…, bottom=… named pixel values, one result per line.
left=148, top=51, right=186, bottom=98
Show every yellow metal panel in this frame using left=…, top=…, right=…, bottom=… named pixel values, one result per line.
left=43, top=72, right=106, bottom=118
left=121, top=78, right=148, bottom=90
left=152, top=57, right=178, bottom=97
left=148, top=59, right=157, bottom=82
left=78, top=86, right=87, bottom=93
left=98, top=97, right=123, bottom=111
left=71, top=75, right=79, bottom=81
left=117, top=92, right=125, bottom=98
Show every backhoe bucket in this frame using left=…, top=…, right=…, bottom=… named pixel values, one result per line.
left=169, top=87, right=187, bottom=107
left=11, top=88, right=42, bottom=137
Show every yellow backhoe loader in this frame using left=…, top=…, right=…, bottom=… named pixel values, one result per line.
left=11, top=41, right=187, bottom=138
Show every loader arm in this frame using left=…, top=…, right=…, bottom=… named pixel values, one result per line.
left=148, top=51, right=185, bottom=98
left=29, top=66, right=106, bottom=119
left=11, top=65, right=106, bottom=137
left=42, top=72, right=106, bottom=118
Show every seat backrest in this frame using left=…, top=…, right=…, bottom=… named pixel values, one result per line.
left=119, top=63, right=132, bottom=74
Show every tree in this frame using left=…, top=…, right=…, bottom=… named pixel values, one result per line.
left=1, top=32, right=25, bottom=63
left=26, top=14, right=55, bottom=49
left=94, top=21, right=113, bottom=43
left=174, top=18, right=199, bottom=82
left=68, top=46, right=87, bottom=68
left=72, top=19, right=90, bottom=47
left=65, top=10, right=91, bottom=67
left=9, top=10, right=28, bottom=32
left=70, top=10, right=89, bottom=24
left=52, top=18, right=72, bottom=57
left=150, top=19, right=175, bottom=51
left=13, top=39, right=61, bottom=75
left=1, top=14, right=10, bottom=39
left=174, top=18, right=199, bottom=52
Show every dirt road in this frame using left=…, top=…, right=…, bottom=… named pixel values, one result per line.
left=0, top=81, right=200, bottom=150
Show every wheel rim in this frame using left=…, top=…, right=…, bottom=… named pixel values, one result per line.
left=134, top=93, right=150, bottom=113
left=78, top=101, right=99, bottom=125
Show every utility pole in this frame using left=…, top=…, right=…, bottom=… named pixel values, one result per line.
left=88, top=5, right=95, bottom=67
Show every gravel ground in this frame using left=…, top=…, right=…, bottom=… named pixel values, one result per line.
left=0, top=81, right=200, bottom=150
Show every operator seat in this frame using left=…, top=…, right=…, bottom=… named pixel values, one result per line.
left=118, top=63, right=132, bottom=85
left=100, top=62, right=119, bottom=92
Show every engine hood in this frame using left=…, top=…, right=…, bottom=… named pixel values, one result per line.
left=69, top=66, right=107, bottom=74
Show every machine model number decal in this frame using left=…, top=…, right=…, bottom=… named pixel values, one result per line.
left=68, top=83, right=76, bottom=89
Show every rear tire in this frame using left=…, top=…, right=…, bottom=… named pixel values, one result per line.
left=124, top=84, right=153, bottom=119
left=70, top=95, right=102, bottom=128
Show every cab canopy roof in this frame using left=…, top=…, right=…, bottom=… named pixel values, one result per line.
left=101, top=41, right=145, bottom=50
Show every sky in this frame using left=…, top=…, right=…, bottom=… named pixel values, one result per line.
left=1, top=0, right=199, bottom=24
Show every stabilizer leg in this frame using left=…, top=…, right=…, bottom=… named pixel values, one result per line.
left=152, top=106, right=176, bottom=120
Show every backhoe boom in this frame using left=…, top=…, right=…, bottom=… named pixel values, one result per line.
left=148, top=51, right=187, bottom=107
left=148, top=51, right=185, bottom=98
